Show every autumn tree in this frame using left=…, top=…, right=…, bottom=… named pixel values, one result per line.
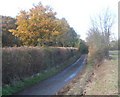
left=2, top=16, right=21, bottom=47
left=9, top=3, right=68, bottom=46
left=57, top=27, right=78, bottom=47
left=53, top=18, right=80, bottom=47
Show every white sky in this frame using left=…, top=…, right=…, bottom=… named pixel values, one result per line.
left=0, top=0, right=119, bottom=40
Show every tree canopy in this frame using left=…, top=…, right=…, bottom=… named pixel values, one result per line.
left=9, top=3, right=69, bottom=46
left=2, top=16, right=21, bottom=47
left=86, top=8, right=115, bottom=64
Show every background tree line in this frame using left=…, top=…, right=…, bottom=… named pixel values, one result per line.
left=2, top=16, right=22, bottom=47
left=2, top=3, right=88, bottom=52
left=109, top=38, right=120, bottom=50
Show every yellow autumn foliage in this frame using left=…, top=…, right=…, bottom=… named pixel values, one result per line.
left=9, top=2, right=68, bottom=46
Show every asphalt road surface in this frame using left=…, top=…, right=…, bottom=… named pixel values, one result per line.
left=16, top=55, right=86, bottom=95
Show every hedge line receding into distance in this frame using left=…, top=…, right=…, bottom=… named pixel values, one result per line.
left=2, top=47, right=78, bottom=85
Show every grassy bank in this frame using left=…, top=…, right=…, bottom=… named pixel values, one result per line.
left=57, top=64, right=94, bottom=95
left=56, top=50, right=118, bottom=95
left=84, top=50, right=118, bottom=95
left=2, top=48, right=80, bottom=95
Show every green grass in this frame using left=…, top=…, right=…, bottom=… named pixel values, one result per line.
left=109, top=50, right=119, bottom=60
left=2, top=53, right=80, bottom=96
left=2, top=68, right=58, bottom=95
left=86, top=58, right=94, bottom=68
left=109, top=50, right=118, bottom=56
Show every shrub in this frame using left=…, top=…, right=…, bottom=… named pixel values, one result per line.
left=78, top=40, right=88, bottom=54
left=2, top=47, right=78, bottom=85
left=87, top=46, right=108, bottom=68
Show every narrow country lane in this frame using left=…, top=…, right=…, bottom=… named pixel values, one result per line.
left=15, top=55, right=87, bottom=95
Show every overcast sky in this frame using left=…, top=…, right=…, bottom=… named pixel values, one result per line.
left=0, top=0, right=119, bottom=40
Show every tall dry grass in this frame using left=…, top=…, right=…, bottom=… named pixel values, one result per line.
left=2, top=47, right=78, bottom=85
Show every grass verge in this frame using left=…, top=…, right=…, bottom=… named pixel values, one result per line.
left=84, top=50, right=118, bottom=95
left=56, top=57, right=94, bottom=95
left=2, top=53, right=80, bottom=96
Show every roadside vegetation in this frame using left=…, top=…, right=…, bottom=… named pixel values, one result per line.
left=86, top=8, right=117, bottom=68
left=81, top=8, right=118, bottom=95
left=57, top=50, right=118, bottom=95
left=56, top=8, right=119, bottom=95
left=2, top=47, right=81, bottom=95
left=84, top=50, right=118, bottom=95
left=2, top=47, right=78, bottom=85
left=1, top=1, right=118, bottom=96
left=2, top=2, right=88, bottom=96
